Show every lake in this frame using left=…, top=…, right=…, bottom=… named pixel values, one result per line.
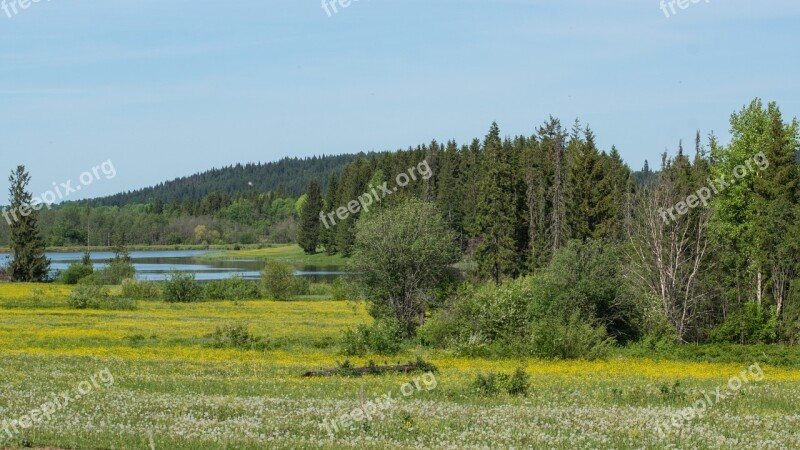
left=0, top=250, right=345, bottom=282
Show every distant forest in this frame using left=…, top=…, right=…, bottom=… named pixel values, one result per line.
left=89, top=154, right=362, bottom=206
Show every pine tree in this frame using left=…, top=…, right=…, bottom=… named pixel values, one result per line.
left=298, top=179, right=323, bottom=254
left=6, top=165, right=50, bottom=282
left=474, top=123, right=517, bottom=284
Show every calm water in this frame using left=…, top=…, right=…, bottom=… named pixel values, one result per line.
left=0, top=250, right=345, bottom=282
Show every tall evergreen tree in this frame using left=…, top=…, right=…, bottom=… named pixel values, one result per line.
left=436, top=140, right=464, bottom=240
left=567, top=126, right=607, bottom=240
left=6, top=165, right=50, bottom=282
left=298, top=179, right=323, bottom=254
left=320, top=172, right=340, bottom=255
left=474, top=123, right=517, bottom=283
left=752, top=104, right=800, bottom=322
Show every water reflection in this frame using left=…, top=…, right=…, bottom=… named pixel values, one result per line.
left=0, top=250, right=345, bottom=282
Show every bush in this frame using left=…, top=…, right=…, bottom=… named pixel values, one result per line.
left=204, top=276, right=262, bottom=300
left=507, top=368, right=530, bottom=396
left=529, top=312, right=613, bottom=360
left=261, top=261, right=299, bottom=300
left=68, top=284, right=136, bottom=310
left=418, top=278, right=534, bottom=350
left=82, top=260, right=136, bottom=286
left=472, top=372, right=510, bottom=396
left=162, top=272, right=202, bottom=303
left=340, top=319, right=403, bottom=356
left=210, top=323, right=260, bottom=349
left=471, top=368, right=529, bottom=397
left=710, top=302, right=778, bottom=344
left=59, top=261, right=94, bottom=285
left=121, top=278, right=161, bottom=299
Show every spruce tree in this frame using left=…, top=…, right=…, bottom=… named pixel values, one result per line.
left=320, top=172, right=339, bottom=255
left=474, top=123, right=517, bottom=284
left=298, top=179, right=323, bottom=254
left=7, top=165, right=50, bottom=282
left=567, top=126, right=605, bottom=240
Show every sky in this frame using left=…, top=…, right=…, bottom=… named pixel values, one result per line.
left=1, top=0, right=799, bottom=200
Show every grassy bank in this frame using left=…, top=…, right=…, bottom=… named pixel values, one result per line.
left=198, top=244, right=346, bottom=267
left=0, top=244, right=263, bottom=253
left=0, top=284, right=799, bottom=449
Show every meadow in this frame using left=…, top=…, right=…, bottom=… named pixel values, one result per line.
left=1, top=284, right=798, bottom=449
left=197, top=244, right=345, bottom=267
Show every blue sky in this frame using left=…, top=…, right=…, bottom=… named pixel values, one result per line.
left=1, top=0, right=799, bottom=199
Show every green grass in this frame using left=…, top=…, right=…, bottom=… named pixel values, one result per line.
left=2, top=287, right=800, bottom=449
left=199, top=244, right=346, bottom=267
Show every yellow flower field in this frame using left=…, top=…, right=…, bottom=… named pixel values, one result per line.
left=1, top=283, right=799, bottom=449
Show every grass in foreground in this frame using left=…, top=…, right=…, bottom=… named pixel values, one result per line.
left=0, top=284, right=799, bottom=449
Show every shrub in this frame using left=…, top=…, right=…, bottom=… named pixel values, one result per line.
left=210, top=323, right=260, bottom=349
left=82, top=260, right=136, bottom=286
left=507, top=368, right=530, bottom=396
left=261, top=261, right=298, bottom=300
left=68, top=284, right=136, bottom=310
left=472, top=368, right=529, bottom=397
left=162, top=272, right=202, bottom=303
left=68, top=284, right=109, bottom=309
left=121, top=278, right=161, bottom=299
left=529, top=312, right=614, bottom=360
left=204, top=276, right=261, bottom=300
left=710, top=302, right=778, bottom=344
left=340, top=319, right=402, bottom=356
left=472, top=372, right=509, bottom=396
left=59, top=261, right=93, bottom=285
left=418, top=278, right=533, bottom=350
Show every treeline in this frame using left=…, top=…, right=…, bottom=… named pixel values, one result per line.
left=87, top=154, right=361, bottom=206
left=311, top=118, right=644, bottom=262
left=0, top=190, right=301, bottom=247
left=305, top=99, right=800, bottom=345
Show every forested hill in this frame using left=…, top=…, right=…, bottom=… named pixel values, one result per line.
left=87, top=154, right=363, bottom=207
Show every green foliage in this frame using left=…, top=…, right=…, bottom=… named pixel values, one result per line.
left=298, top=179, right=323, bottom=254
left=210, top=323, right=260, bottom=349
left=203, top=276, right=262, bottom=300
left=120, top=278, right=161, bottom=299
left=81, top=260, right=135, bottom=286
left=474, top=123, right=517, bottom=283
left=7, top=165, right=50, bottom=282
left=507, top=367, right=531, bottom=396
left=261, top=261, right=300, bottom=300
left=472, top=368, right=529, bottom=396
left=68, top=284, right=136, bottom=310
left=59, top=261, right=94, bottom=285
left=529, top=312, right=614, bottom=360
left=340, top=319, right=402, bottom=356
left=710, top=302, right=779, bottom=344
left=350, top=198, right=461, bottom=337
left=162, top=272, right=202, bottom=303
left=420, top=243, right=621, bottom=359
